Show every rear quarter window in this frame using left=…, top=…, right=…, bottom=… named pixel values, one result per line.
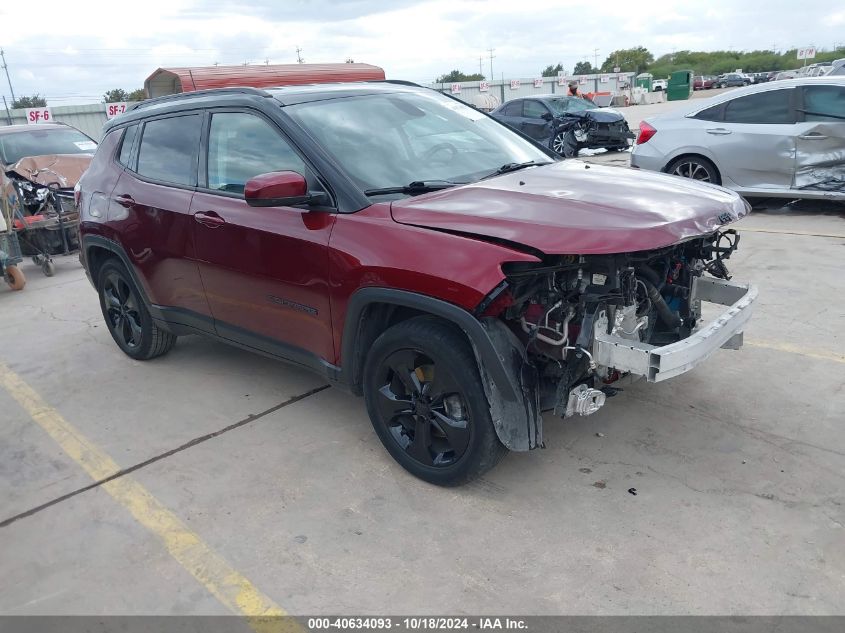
left=136, top=114, right=202, bottom=186
left=117, top=124, right=139, bottom=168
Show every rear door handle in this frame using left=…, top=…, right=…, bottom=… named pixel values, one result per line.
left=114, top=194, right=135, bottom=208
left=193, top=210, right=226, bottom=228
left=798, top=133, right=828, bottom=140
left=706, top=128, right=732, bottom=135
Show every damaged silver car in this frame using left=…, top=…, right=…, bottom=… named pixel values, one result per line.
left=0, top=123, right=95, bottom=275
left=630, top=77, right=845, bottom=200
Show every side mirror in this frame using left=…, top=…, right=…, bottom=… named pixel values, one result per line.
left=245, top=171, right=323, bottom=207
left=541, top=112, right=554, bottom=121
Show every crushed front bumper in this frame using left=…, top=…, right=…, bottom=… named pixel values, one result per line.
left=593, top=277, right=757, bottom=382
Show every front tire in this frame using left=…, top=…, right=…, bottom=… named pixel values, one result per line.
left=552, top=130, right=579, bottom=158
left=97, top=260, right=176, bottom=360
left=363, top=316, right=507, bottom=486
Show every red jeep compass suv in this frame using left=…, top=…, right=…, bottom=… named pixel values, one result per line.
left=77, top=82, right=756, bottom=485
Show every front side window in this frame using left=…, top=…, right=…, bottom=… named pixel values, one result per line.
left=802, top=85, right=845, bottom=122
left=523, top=100, right=548, bottom=119
left=285, top=91, right=551, bottom=191
left=136, top=114, right=202, bottom=186
left=723, top=90, right=793, bottom=124
left=207, top=112, right=306, bottom=193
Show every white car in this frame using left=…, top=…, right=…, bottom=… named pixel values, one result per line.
left=652, top=79, right=667, bottom=91
left=630, top=76, right=845, bottom=200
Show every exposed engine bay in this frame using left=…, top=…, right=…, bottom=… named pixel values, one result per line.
left=486, top=230, right=743, bottom=419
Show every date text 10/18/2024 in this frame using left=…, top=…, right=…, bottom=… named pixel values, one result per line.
left=307, top=618, right=529, bottom=630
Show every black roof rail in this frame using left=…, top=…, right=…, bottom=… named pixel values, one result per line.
left=378, top=79, right=423, bottom=88
left=129, top=87, right=272, bottom=111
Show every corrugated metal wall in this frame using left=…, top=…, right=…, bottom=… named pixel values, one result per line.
left=0, top=103, right=139, bottom=141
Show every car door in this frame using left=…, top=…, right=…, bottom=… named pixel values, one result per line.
left=520, top=99, right=553, bottom=142
left=190, top=109, right=336, bottom=364
left=111, top=113, right=213, bottom=325
left=705, top=88, right=798, bottom=189
left=494, top=100, right=523, bottom=131
left=792, top=83, right=845, bottom=190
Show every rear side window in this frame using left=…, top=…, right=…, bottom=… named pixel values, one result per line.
left=693, top=103, right=724, bottom=121
left=206, top=112, right=306, bottom=194
left=137, top=114, right=202, bottom=186
left=501, top=101, right=522, bottom=116
left=802, top=85, right=845, bottom=121
left=723, top=90, right=794, bottom=124
left=117, top=124, right=138, bottom=167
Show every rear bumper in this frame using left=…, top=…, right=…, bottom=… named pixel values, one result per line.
left=593, top=277, right=757, bottom=382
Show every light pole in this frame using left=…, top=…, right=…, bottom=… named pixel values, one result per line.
left=1, top=48, right=16, bottom=105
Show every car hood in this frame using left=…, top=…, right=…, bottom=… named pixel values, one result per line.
left=390, top=161, right=749, bottom=255
left=4, top=154, right=92, bottom=189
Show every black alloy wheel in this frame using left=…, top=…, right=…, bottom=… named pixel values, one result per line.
left=375, top=348, right=470, bottom=468
left=363, top=317, right=507, bottom=486
left=97, top=260, right=176, bottom=360
left=102, top=270, right=143, bottom=350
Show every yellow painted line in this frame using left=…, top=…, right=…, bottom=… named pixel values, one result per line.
left=736, top=227, right=845, bottom=239
left=746, top=340, right=845, bottom=364
left=0, top=362, right=299, bottom=632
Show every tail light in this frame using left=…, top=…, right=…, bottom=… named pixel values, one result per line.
left=636, top=121, right=657, bottom=145
left=73, top=182, right=82, bottom=208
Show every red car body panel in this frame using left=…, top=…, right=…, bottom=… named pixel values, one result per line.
left=189, top=190, right=337, bottom=362
left=327, top=204, right=539, bottom=364
left=390, top=161, right=749, bottom=255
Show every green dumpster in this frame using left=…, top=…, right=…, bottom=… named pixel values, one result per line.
left=667, top=70, right=693, bottom=101
left=635, top=73, right=653, bottom=91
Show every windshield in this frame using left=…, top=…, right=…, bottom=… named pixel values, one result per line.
left=0, top=127, right=97, bottom=165
left=545, top=97, right=595, bottom=115
left=284, top=91, right=552, bottom=191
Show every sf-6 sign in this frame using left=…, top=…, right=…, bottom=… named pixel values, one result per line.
left=106, top=102, right=129, bottom=118
left=25, top=107, right=52, bottom=124
left=797, top=47, right=816, bottom=60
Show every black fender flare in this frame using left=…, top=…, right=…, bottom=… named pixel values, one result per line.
left=341, top=288, right=542, bottom=451
left=81, top=235, right=150, bottom=304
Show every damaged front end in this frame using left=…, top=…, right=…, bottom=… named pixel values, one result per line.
left=478, top=229, right=756, bottom=442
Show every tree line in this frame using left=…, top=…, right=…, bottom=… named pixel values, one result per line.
left=436, top=46, right=843, bottom=84
left=9, top=88, right=146, bottom=110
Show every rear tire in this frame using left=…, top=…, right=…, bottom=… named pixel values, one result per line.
left=4, top=265, right=26, bottom=291
left=97, top=260, right=176, bottom=360
left=363, top=316, right=507, bottom=486
left=665, top=155, right=721, bottom=185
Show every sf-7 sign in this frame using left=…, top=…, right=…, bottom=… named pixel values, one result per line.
left=106, top=102, right=129, bottom=118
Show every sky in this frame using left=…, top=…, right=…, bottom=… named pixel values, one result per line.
left=1, top=0, right=843, bottom=105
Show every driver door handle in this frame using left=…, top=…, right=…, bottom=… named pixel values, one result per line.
left=706, top=128, right=732, bottom=135
left=193, top=210, right=226, bottom=228
left=798, top=133, right=828, bottom=140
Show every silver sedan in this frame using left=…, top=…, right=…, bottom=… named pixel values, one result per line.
left=630, top=77, right=845, bottom=200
